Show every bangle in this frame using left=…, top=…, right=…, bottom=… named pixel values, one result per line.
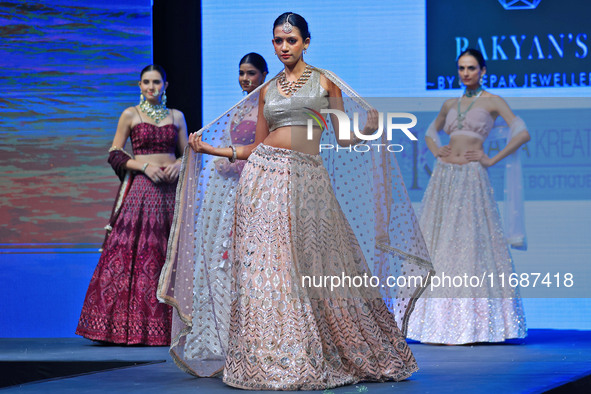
left=228, top=145, right=237, bottom=163
left=141, top=163, right=149, bottom=173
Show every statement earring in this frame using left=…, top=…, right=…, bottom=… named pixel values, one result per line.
left=162, top=90, right=167, bottom=106
left=139, top=93, right=145, bottom=104
left=304, top=48, right=307, bottom=54
left=479, top=75, right=484, bottom=86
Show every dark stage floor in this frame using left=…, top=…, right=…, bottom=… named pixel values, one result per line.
left=1, top=329, right=590, bottom=393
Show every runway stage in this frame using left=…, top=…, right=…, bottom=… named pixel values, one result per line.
left=1, top=329, right=590, bottom=393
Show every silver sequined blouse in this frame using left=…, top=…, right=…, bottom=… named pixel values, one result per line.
left=263, top=69, right=329, bottom=132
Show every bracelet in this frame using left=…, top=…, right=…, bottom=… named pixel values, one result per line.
left=141, top=163, right=149, bottom=173
left=228, top=145, right=237, bottom=163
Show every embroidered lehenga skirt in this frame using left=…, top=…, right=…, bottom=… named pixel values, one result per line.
left=215, top=144, right=417, bottom=390
left=407, top=160, right=527, bottom=344
left=76, top=174, right=174, bottom=345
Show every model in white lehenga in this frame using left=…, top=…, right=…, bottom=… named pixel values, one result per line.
left=407, top=49, right=529, bottom=344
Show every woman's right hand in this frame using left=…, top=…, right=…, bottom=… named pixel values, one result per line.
left=143, top=163, right=167, bottom=184
left=437, top=145, right=451, bottom=158
left=188, top=132, right=215, bottom=154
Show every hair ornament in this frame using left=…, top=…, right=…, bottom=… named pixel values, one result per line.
left=282, top=14, right=293, bottom=34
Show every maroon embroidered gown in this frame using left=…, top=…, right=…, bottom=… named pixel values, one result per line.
left=76, top=119, right=178, bottom=345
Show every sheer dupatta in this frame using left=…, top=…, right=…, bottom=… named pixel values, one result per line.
left=489, top=117, right=528, bottom=250
left=157, top=68, right=433, bottom=377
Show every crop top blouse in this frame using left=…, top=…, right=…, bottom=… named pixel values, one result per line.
left=263, top=69, right=329, bottom=132
left=130, top=108, right=178, bottom=155
left=443, top=106, right=495, bottom=141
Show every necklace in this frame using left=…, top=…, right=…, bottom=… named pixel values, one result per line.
left=457, top=89, right=483, bottom=129
left=139, top=99, right=169, bottom=124
left=464, top=85, right=483, bottom=97
left=278, top=64, right=312, bottom=96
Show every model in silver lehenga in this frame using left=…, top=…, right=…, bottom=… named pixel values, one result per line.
left=158, top=67, right=433, bottom=390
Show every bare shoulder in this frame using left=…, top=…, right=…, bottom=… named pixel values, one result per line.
left=118, top=106, right=139, bottom=127
left=318, top=71, right=339, bottom=95
left=121, top=106, right=138, bottom=119
left=260, top=81, right=270, bottom=99
left=482, top=90, right=505, bottom=103
left=441, top=97, right=457, bottom=113
left=481, top=90, right=501, bottom=100
left=486, top=93, right=511, bottom=110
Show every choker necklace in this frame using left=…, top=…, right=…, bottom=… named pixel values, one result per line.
left=464, top=86, right=484, bottom=97
left=278, top=64, right=312, bottom=96
left=139, top=99, right=169, bottom=124
left=457, top=88, right=484, bottom=129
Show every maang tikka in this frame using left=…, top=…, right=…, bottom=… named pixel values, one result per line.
left=282, top=14, right=293, bottom=34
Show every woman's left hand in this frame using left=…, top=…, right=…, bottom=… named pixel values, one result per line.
left=163, top=161, right=181, bottom=182
left=465, top=150, right=493, bottom=167
left=362, top=109, right=379, bottom=135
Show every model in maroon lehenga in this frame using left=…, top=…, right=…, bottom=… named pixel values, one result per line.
left=76, top=104, right=182, bottom=345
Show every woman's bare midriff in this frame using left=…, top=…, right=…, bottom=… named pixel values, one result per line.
left=135, top=153, right=177, bottom=167
left=439, top=135, right=484, bottom=165
left=263, top=125, right=323, bottom=155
